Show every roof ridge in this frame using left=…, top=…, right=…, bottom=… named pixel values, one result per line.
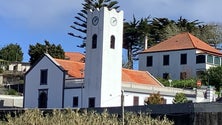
left=122, top=68, right=147, bottom=73
left=65, top=52, right=85, bottom=55
left=187, top=33, right=197, bottom=48
left=141, top=32, right=222, bottom=56
left=187, top=33, right=222, bottom=55
left=145, top=71, right=164, bottom=87
left=54, top=58, right=84, bottom=64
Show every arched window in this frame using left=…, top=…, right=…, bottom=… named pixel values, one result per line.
left=110, top=35, right=115, bottom=49
left=38, top=90, right=48, bottom=108
left=92, top=34, right=97, bottom=49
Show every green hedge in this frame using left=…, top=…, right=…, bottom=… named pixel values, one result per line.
left=158, top=78, right=197, bottom=89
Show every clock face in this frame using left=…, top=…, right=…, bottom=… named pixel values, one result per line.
left=110, top=17, right=117, bottom=26
left=92, top=16, right=99, bottom=26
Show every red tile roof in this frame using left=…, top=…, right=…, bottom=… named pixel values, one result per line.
left=54, top=58, right=162, bottom=87
left=122, top=68, right=162, bottom=87
left=65, top=52, right=85, bottom=62
left=142, top=32, right=222, bottom=56
left=55, top=59, right=84, bottom=78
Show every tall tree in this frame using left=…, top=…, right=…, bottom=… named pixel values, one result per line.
left=149, top=17, right=202, bottom=44
left=68, top=0, right=119, bottom=48
left=123, top=16, right=154, bottom=69
left=176, top=16, right=201, bottom=33
left=28, top=40, right=65, bottom=65
left=196, top=24, right=222, bottom=47
left=137, top=17, right=151, bottom=48
left=149, top=17, right=175, bottom=43
left=123, top=16, right=143, bottom=69
left=0, top=43, right=23, bottom=62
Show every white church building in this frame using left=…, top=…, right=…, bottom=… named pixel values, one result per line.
left=24, top=7, right=211, bottom=109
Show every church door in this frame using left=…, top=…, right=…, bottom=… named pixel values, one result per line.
left=38, top=90, right=48, bottom=108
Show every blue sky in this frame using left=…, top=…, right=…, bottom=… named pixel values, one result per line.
left=1, top=0, right=222, bottom=64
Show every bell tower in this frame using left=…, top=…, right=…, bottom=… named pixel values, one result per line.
left=83, top=7, right=123, bottom=108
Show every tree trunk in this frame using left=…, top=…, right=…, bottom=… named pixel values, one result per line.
left=127, top=46, right=133, bottom=69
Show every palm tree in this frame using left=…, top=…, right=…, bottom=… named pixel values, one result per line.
left=68, top=0, right=119, bottom=48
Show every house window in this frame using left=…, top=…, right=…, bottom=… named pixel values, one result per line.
left=146, top=56, right=153, bottom=67
left=88, top=97, right=95, bottom=108
left=110, top=35, right=115, bottom=49
left=133, top=96, right=139, bottom=106
left=196, top=55, right=205, bottom=64
left=214, top=56, right=220, bottom=65
left=92, top=34, right=97, bottom=49
left=207, top=55, right=213, bottom=63
left=40, top=69, right=48, bottom=85
left=163, top=73, right=169, bottom=79
left=163, top=55, right=169, bottom=66
left=196, top=71, right=204, bottom=78
left=180, top=72, right=187, bottom=80
left=180, top=54, right=187, bottom=65
left=73, top=97, right=78, bottom=107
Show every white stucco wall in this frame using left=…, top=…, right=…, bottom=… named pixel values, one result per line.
left=64, top=88, right=82, bottom=108
left=122, top=90, right=195, bottom=106
left=24, top=55, right=64, bottom=108
left=139, top=49, right=209, bottom=80
left=84, top=7, right=123, bottom=108
left=122, top=83, right=197, bottom=105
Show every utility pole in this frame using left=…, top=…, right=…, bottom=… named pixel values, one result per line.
left=121, top=90, right=124, bottom=125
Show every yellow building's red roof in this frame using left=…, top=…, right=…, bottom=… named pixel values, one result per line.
left=142, top=32, right=222, bottom=56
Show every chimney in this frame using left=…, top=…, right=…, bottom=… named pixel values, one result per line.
left=144, top=35, right=148, bottom=50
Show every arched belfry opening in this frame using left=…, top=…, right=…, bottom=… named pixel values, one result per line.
left=110, top=35, right=115, bottom=49
left=92, top=34, right=97, bottom=49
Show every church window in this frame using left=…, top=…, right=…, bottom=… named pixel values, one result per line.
left=38, top=89, right=48, bottom=108
left=92, top=34, right=97, bottom=49
left=88, top=97, right=95, bottom=108
left=40, top=69, right=48, bottom=85
left=73, top=96, right=79, bottom=107
left=110, top=35, right=115, bottom=49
